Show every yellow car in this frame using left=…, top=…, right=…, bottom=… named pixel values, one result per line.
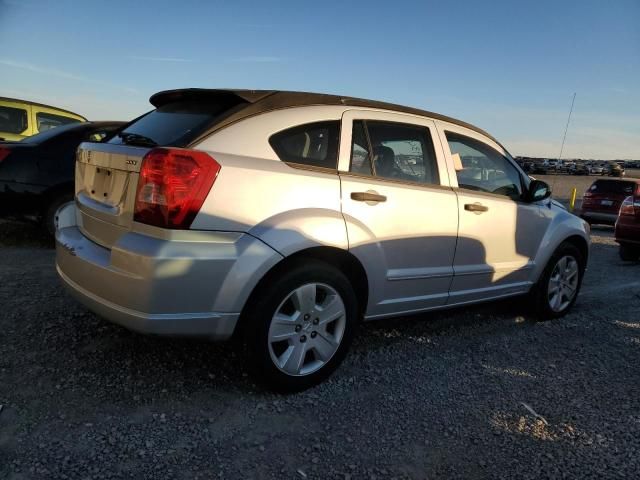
left=0, top=97, right=87, bottom=141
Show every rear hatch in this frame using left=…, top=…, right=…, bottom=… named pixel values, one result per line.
left=582, top=179, right=637, bottom=214
left=75, top=90, right=264, bottom=248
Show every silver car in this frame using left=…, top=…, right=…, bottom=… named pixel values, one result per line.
left=55, top=89, right=590, bottom=391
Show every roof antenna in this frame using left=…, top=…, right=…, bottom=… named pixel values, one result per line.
left=549, top=92, right=576, bottom=199
left=558, top=92, right=576, bottom=163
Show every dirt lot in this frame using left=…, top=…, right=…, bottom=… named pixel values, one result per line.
left=1, top=180, right=639, bottom=479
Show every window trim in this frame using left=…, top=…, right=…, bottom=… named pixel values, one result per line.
left=362, top=120, right=377, bottom=176
left=282, top=162, right=341, bottom=175
left=348, top=119, right=377, bottom=177
left=340, top=169, right=456, bottom=192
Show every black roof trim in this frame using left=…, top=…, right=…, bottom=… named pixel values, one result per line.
left=148, top=88, right=502, bottom=147
left=0, top=97, right=87, bottom=120
left=149, top=88, right=277, bottom=107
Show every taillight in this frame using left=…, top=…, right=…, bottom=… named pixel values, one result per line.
left=619, top=196, right=637, bottom=217
left=134, top=148, right=220, bottom=229
left=0, top=147, right=11, bottom=163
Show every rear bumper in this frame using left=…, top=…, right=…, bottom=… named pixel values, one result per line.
left=55, top=206, right=282, bottom=339
left=580, top=210, right=618, bottom=225
left=57, top=264, right=240, bottom=337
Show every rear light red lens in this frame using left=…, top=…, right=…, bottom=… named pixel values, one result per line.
left=619, top=196, right=637, bottom=217
left=0, top=147, right=10, bottom=163
left=134, top=148, right=220, bottom=229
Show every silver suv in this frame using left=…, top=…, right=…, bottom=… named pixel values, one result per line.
left=55, top=89, right=590, bottom=391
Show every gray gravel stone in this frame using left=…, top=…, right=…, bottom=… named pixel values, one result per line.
left=0, top=220, right=639, bottom=479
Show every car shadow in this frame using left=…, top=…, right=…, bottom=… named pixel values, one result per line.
left=0, top=218, right=52, bottom=248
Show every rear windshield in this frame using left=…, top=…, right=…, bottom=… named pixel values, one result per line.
left=108, top=100, right=242, bottom=147
left=589, top=180, right=637, bottom=195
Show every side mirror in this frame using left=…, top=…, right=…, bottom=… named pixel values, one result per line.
left=526, top=179, right=552, bottom=202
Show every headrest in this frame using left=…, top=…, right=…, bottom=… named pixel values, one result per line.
left=373, top=145, right=395, bottom=162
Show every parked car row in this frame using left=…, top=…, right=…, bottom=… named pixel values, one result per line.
left=51, top=88, right=594, bottom=391
left=518, top=158, right=626, bottom=176
left=0, top=97, right=86, bottom=141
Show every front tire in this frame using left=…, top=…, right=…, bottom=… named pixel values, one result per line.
left=244, top=259, right=358, bottom=392
left=531, top=242, right=585, bottom=320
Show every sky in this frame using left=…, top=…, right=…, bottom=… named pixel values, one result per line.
left=0, top=0, right=638, bottom=159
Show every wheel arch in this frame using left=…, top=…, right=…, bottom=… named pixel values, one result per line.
left=234, top=246, right=369, bottom=339
left=563, top=234, right=589, bottom=266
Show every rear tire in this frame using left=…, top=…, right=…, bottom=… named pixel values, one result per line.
left=619, top=244, right=640, bottom=262
left=243, top=259, right=358, bottom=392
left=531, top=242, right=585, bottom=320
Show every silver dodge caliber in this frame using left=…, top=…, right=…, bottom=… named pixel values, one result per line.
left=56, top=89, right=590, bottom=391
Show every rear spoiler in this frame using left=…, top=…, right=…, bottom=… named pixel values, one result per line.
left=149, top=89, right=276, bottom=108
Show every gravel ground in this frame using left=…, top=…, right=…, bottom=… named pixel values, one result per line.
left=1, top=203, right=639, bottom=478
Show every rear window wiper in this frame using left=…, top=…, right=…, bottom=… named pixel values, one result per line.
left=118, top=132, right=157, bottom=147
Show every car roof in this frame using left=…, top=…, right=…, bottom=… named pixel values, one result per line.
left=0, top=96, right=88, bottom=120
left=149, top=88, right=503, bottom=147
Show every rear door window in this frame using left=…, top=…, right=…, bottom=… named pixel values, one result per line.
left=269, top=121, right=340, bottom=169
left=0, top=106, right=28, bottom=134
left=348, top=120, right=440, bottom=185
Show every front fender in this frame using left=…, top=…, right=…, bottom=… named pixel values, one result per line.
left=531, top=204, right=590, bottom=283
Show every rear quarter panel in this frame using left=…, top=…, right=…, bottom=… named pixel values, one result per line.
left=192, top=106, right=349, bottom=253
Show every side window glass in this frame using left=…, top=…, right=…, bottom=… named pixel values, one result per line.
left=349, top=120, right=373, bottom=175
left=269, top=121, right=340, bottom=169
left=367, top=121, right=440, bottom=185
left=446, top=132, right=522, bottom=199
left=36, top=112, right=81, bottom=132
left=0, top=106, right=28, bottom=134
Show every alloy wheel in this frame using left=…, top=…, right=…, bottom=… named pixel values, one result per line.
left=547, top=255, right=579, bottom=312
left=267, top=283, right=346, bottom=376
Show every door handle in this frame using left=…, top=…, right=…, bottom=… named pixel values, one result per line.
left=464, top=202, right=488, bottom=213
left=351, top=191, right=387, bottom=203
